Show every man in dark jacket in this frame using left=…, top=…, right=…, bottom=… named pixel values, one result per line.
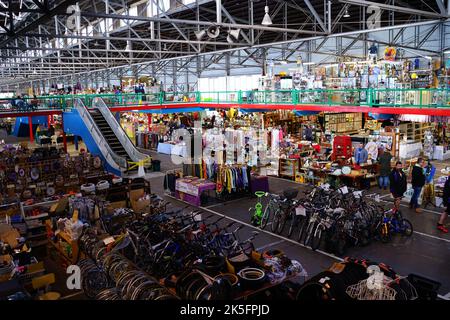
left=378, top=147, right=392, bottom=190
left=410, top=158, right=425, bottom=213
left=389, top=161, right=407, bottom=211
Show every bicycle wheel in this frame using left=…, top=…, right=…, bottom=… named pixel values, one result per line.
left=310, top=226, right=323, bottom=251
left=400, top=219, right=413, bottom=236
left=303, top=221, right=316, bottom=246
left=287, top=211, right=297, bottom=238
left=296, top=216, right=307, bottom=243
left=271, top=209, right=281, bottom=233
left=277, top=211, right=288, bottom=235
left=260, top=205, right=272, bottom=230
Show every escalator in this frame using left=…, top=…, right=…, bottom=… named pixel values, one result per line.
left=88, top=109, right=133, bottom=164
left=63, top=98, right=149, bottom=176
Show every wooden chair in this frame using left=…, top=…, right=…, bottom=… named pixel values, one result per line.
left=31, top=273, right=61, bottom=300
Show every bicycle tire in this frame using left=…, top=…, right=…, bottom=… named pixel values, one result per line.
left=277, top=211, right=288, bottom=235
left=287, top=212, right=296, bottom=238
left=400, top=219, right=413, bottom=236
left=296, top=216, right=307, bottom=243
left=271, top=209, right=281, bottom=233
left=260, top=205, right=272, bottom=230
left=310, top=226, right=323, bottom=251
left=303, top=221, right=316, bottom=246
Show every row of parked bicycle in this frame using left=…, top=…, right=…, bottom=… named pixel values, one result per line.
left=249, top=184, right=413, bottom=256
left=78, top=203, right=305, bottom=300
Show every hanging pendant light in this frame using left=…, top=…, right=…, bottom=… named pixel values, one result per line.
left=261, top=4, right=272, bottom=26
left=343, top=7, right=350, bottom=18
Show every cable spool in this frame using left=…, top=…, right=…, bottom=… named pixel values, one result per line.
left=81, top=183, right=96, bottom=194
left=96, top=180, right=110, bottom=191
left=206, top=25, right=220, bottom=39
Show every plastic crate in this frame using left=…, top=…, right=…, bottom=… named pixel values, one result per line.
left=407, top=273, right=441, bottom=300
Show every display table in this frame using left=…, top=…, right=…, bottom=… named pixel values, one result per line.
left=433, top=146, right=450, bottom=161
left=175, top=177, right=216, bottom=206
left=171, top=144, right=187, bottom=157
left=399, top=142, right=422, bottom=159
left=157, top=142, right=173, bottom=155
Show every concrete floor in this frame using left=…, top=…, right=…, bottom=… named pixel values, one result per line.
left=3, top=133, right=449, bottom=299
left=145, top=150, right=450, bottom=297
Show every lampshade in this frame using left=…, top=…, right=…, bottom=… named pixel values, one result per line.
left=261, top=6, right=272, bottom=25
left=227, top=29, right=241, bottom=43
left=195, top=29, right=206, bottom=40
left=343, top=8, right=350, bottom=18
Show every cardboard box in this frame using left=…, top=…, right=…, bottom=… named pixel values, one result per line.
left=106, top=201, right=127, bottom=213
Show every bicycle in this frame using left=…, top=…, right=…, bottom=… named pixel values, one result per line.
left=249, top=192, right=280, bottom=230
left=378, top=209, right=413, bottom=243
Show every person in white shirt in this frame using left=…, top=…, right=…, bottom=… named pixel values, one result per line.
left=365, top=139, right=378, bottom=163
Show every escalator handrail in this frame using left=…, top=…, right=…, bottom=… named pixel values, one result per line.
left=92, top=97, right=149, bottom=164
left=73, top=98, right=128, bottom=170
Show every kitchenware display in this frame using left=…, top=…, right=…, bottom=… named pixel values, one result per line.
left=47, top=186, right=56, bottom=196
left=342, top=166, right=352, bottom=175
left=30, top=167, right=40, bottom=180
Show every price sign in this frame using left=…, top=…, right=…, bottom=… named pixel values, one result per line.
left=103, top=236, right=115, bottom=245
left=340, top=186, right=348, bottom=194
left=296, top=206, right=306, bottom=216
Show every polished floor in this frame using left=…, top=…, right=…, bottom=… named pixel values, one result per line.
left=145, top=150, right=450, bottom=297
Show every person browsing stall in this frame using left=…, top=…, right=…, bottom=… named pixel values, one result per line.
left=378, top=146, right=392, bottom=190
left=354, top=142, right=368, bottom=165
left=389, top=161, right=407, bottom=212
left=410, top=158, right=426, bottom=213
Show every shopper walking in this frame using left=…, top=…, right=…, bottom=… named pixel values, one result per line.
left=378, top=147, right=392, bottom=190
left=353, top=142, right=368, bottom=165
left=389, top=161, right=407, bottom=211
left=439, top=174, right=450, bottom=233
left=410, top=158, right=425, bottom=213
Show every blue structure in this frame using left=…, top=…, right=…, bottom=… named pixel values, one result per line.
left=12, top=116, right=48, bottom=137
left=63, top=110, right=121, bottom=176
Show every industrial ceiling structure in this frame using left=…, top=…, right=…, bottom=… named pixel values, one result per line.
left=0, top=0, right=448, bottom=92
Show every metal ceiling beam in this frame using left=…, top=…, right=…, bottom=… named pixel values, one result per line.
left=436, top=0, right=446, bottom=15
left=0, top=0, right=79, bottom=48
left=3, top=19, right=444, bottom=86
left=22, top=33, right=249, bottom=46
left=79, top=11, right=328, bottom=35
left=338, top=0, right=448, bottom=19
left=303, top=0, right=327, bottom=32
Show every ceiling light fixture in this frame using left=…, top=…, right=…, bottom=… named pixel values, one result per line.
left=261, top=3, right=272, bottom=25
left=343, top=7, right=350, bottom=18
